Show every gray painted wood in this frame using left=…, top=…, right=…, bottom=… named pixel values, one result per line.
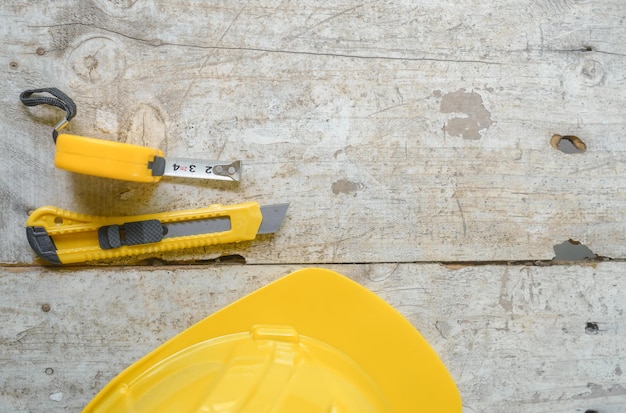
left=1, top=1, right=625, bottom=412
left=1, top=264, right=625, bottom=412
left=1, top=0, right=625, bottom=263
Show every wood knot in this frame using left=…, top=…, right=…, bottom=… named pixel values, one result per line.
left=580, top=59, right=604, bottom=86
left=68, top=36, right=126, bottom=83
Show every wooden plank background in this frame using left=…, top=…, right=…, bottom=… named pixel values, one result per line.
left=1, top=0, right=625, bottom=412
left=1, top=264, right=625, bottom=412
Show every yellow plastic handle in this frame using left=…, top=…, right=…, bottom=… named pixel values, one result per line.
left=54, top=134, right=164, bottom=182
left=26, top=202, right=263, bottom=264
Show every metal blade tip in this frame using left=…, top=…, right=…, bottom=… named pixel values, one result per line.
left=258, top=203, right=289, bottom=234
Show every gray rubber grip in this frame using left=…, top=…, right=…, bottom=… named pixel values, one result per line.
left=26, top=226, right=61, bottom=265
left=98, top=220, right=165, bottom=250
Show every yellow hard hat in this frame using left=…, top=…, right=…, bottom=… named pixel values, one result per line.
left=83, top=268, right=461, bottom=412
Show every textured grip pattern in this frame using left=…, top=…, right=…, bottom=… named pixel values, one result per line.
left=98, top=220, right=164, bottom=250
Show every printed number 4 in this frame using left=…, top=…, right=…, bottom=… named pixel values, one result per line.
left=172, top=164, right=197, bottom=173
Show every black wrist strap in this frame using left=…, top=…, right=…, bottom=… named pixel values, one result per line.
left=20, top=88, right=77, bottom=143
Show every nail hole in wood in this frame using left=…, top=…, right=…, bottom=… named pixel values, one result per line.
left=41, top=303, right=51, bottom=312
left=45, top=367, right=54, bottom=375
left=582, top=45, right=593, bottom=52
left=584, top=410, right=599, bottom=413
left=585, top=322, right=599, bottom=335
left=551, top=134, right=586, bottom=154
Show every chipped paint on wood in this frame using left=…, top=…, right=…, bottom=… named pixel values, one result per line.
left=440, top=89, right=493, bottom=140
left=1, top=1, right=626, bottom=412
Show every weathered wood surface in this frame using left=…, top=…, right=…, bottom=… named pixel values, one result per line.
left=1, top=0, right=626, bottom=263
left=1, top=1, right=626, bottom=412
left=1, top=264, right=625, bottom=412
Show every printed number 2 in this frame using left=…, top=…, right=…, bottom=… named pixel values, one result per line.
left=205, top=166, right=212, bottom=174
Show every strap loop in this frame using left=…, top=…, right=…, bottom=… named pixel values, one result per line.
left=20, top=88, right=77, bottom=143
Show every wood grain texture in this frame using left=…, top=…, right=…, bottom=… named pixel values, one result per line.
left=1, top=264, right=625, bottom=412
left=1, top=1, right=625, bottom=412
left=1, top=0, right=625, bottom=263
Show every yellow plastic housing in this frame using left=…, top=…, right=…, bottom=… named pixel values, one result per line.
left=26, top=202, right=262, bottom=264
left=82, top=268, right=462, bottom=413
left=87, top=327, right=392, bottom=412
left=54, top=134, right=163, bottom=182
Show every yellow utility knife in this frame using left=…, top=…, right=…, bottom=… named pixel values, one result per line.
left=20, top=88, right=241, bottom=183
left=26, top=202, right=288, bottom=264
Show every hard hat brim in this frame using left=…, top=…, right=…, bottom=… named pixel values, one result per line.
left=83, top=268, right=461, bottom=413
